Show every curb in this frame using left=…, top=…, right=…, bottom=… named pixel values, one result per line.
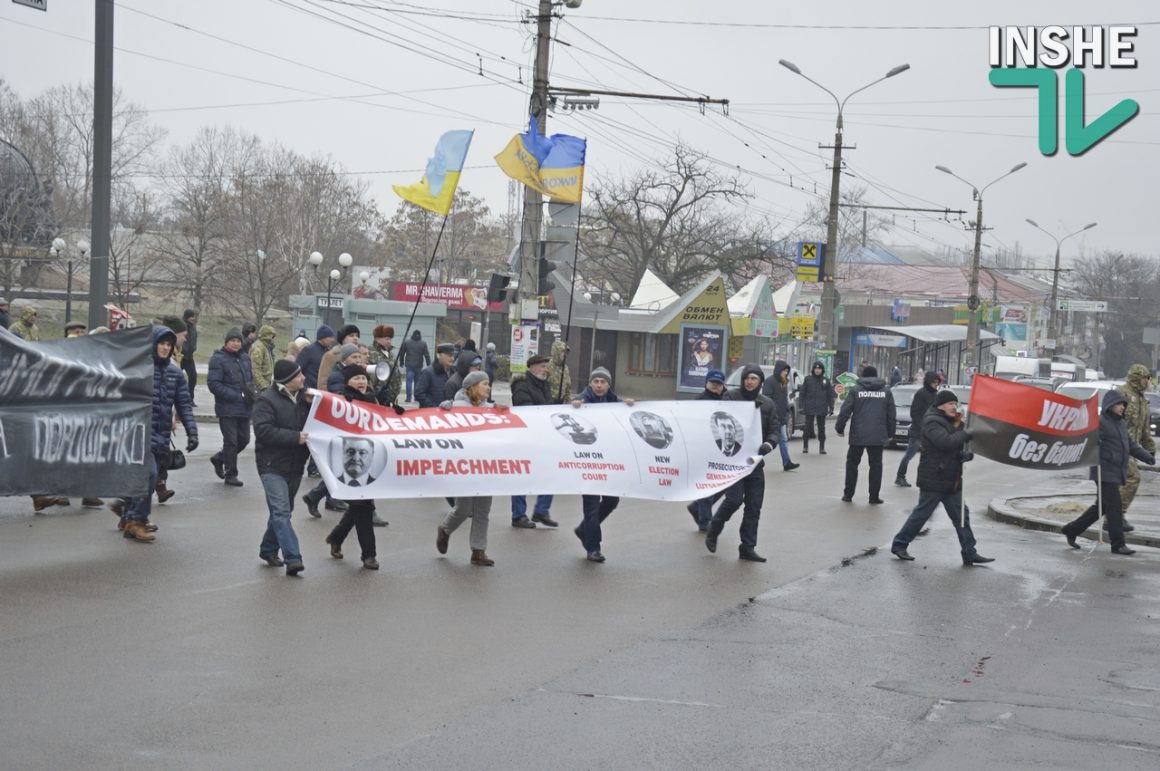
left=986, top=494, right=1160, bottom=549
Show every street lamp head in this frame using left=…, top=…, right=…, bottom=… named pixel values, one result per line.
left=329, top=268, right=341, bottom=281
left=885, top=63, right=911, bottom=78
left=359, top=271, right=370, bottom=283
left=1025, top=218, right=1040, bottom=228
left=778, top=59, right=802, bottom=75
left=338, top=252, right=353, bottom=269
left=77, top=240, right=89, bottom=257
left=1083, top=222, right=1098, bottom=230
left=308, top=251, right=323, bottom=268
left=583, top=291, right=593, bottom=302
left=1009, top=162, right=1028, bottom=173
left=51, top=237, right=66, bottom=254
left=611, top=292, right=621, bottom=303
left=935, top=165, right=954, bottom=175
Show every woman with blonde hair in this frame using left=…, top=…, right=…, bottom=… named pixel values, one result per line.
left=435, top=371, right=499, bottom=566
left=285, top=336, right=311, bottom=361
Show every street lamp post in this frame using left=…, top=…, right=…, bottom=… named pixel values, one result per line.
left=50, top=238, right=90, bottom=323
left=307, top=251, right=353, bottom=328
left=1024, top=219, right=1097, bottom=352
left=934, top=162, right=1027, bottom=369
left=778, top=59, right=910, bottom=351
left=583, top=291, right=620, bottom=377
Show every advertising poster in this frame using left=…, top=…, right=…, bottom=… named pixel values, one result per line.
left=679, top=324, right=727, bottom=392
left=509, top=323, right=540, bottom=374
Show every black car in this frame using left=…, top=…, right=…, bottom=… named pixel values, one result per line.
left=1146, top=392, right=1160, bottom=436
left=888, top=384, right=920, bottom=448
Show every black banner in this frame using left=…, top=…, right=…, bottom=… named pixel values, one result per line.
left=0, top=326, right=152, bottom=496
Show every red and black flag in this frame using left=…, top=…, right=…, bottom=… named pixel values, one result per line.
left=968, top=375, right=1099, bottom=470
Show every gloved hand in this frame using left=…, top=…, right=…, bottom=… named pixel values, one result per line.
left=439, top=400, right=453, bottom=411
left=828, top=409, right=834, bottom=416
left=962, top=429, right=974, bottom=440
left=960, top=450, right=974, bottom=463
left=1148, top=454, right=1156, bottom=466
left=758, top=442, right=774, bottom=456
left=392, top=404, right=405, bottom=416
left=186, top=435, right=199, bottom=452
left=754, top=401, right=762, bottom=409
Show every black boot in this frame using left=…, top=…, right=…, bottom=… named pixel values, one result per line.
left=819, top=442, right=826, bottom=455
left=738, top=546, right=767, bottom=562
left=705, top=521, right=724, bottom=553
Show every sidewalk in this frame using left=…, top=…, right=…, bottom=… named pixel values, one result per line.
left=986, top=491, right=1160, bottom=550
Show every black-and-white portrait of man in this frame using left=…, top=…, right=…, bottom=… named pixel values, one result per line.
left=629, top=411, right=674, bottom=450
left=334, top=436, right=377, bottom=486
left=711, top=411, right=744, bottom=457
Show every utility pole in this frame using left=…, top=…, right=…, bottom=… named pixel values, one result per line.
left=88, top=0, right=114, bottom=330
left=934, top=162, right=1026, bottom=370
left=1025, top=219, right=1098, bottom=352
left=515, top=0, right=554, bottom=328
left=778, top=60, right=910, bottom=352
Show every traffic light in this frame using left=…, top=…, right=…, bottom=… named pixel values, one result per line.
left=487, top=272, right=510, bottom=303
left=537, top=256, right=557, bottom=295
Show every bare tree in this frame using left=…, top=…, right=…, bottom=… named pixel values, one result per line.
left=580, top=144, right=761, bottom=297
left=156, top=126, right=258, bottom=309
left=107, top=186, right=160, bottom=308
left=1071, top=251, right=1160, bottom=374
left=380, top=189, right=507, bottom=282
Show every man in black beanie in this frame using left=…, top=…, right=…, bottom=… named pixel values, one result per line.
left=835, top=364, right=896, bottom=504
left=891, top=390, right=994, bottom=565
left=253, top=359, right=312, bottom=575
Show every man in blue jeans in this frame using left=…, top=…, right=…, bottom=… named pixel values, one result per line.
left=252, top=360, right=313, bottom=576
left=890, top=390, right=994, bottom=565
left=761, top=360, right=800, bottom=471
left=895, top=370, right=940, bottom=487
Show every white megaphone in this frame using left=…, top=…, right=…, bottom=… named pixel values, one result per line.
left=366, top=362, right=394, bottom=380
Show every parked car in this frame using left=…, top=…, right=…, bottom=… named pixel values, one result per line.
left=888, top=384, right=921, bottom=448
left=1013, top=376, right=1062, bottom=392
left=724, top=364, right=806, bottom=436
left=943, top=384, right=972, bottom=417
left=1146, top=392, right=1160, bottom=436
left=1055, top=380, right=1121, bottom=407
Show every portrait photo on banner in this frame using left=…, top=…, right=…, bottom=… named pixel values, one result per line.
left=325, top=435, right=390, bottom=487
left=710, top=410, right=745, bottom=457
left=679, top=325, right=726, bottom=391
left=629, top=411, right=675, bottom=450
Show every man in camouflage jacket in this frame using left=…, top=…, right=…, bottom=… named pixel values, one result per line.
left=1118, top=363, right=1156, bottom=528
left=367, top=324, right=403, bottom=407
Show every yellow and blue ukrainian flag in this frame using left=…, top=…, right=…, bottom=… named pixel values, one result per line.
left=495, top=115, right=586, bottom=204
left=393, top=129, right=474, bottom=215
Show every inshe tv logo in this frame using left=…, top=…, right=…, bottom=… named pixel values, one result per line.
left=989, top=26, right=1140, bottom=156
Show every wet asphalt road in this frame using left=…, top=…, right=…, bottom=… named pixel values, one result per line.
left=2, top=430, right=1157, bottom=769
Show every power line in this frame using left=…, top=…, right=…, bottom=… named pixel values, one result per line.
left=568, top=16, right=1160, bottom=31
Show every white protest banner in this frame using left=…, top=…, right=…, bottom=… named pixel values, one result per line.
left=304, top=392, right=763, bottom=501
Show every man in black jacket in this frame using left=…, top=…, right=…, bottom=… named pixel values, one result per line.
left=835, top=365, right=896, bottom=504
left=705, top=364, right=779, bottom=562
left=509, top=353, right=558, bottom=528
left=761, top=360, right=800, bottom=471
left=414, top=343, right=455, bottom=408
left=687, top=368, right=727, bottom=531
left=398, top=330, right=431, bottom=402
left=895, top=370, right=941, bottom=487
left=253, top=360, right=313, bottom=576
left=891, top=390, right=995, bottom=565
left=1061, top=389, right=1155, bottom=555
left=799, top=361, right=835, bottom=454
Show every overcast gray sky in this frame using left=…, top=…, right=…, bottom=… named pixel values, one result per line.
left=1, top=0, right=1155, bottom=266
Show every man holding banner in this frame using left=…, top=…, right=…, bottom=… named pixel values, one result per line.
left=890, top=390, right=994, bottom=565
left=1061, top=390, right=1154, bottom=556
